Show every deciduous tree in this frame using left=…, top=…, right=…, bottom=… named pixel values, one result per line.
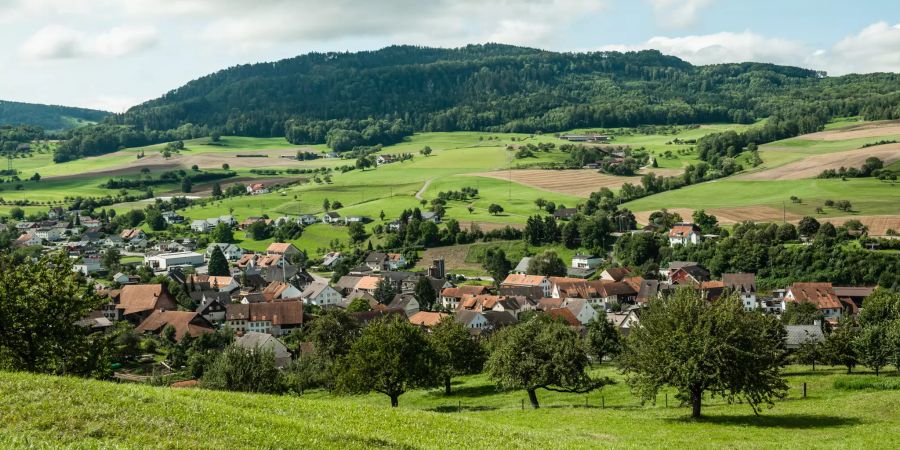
left=429, top=317, right=486, bottom=394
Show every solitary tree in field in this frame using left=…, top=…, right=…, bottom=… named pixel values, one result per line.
left=620, top=288, right=788, bottom=418
left=420, top=146, right=432, bottom=157
left=207, top=246, right=230, bottom=276
left=488, top=203, right=503, bottom=215
left=336, top=317, right=439, bottom=407
left=795, top=338, right=823, bottom=371
left=429, top=317, right=486, bottom=394
left=487, top=315, right=613, bottom=408
left=585, top=317, right=622, bottom=365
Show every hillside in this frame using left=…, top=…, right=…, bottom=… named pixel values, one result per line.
left=0, top=100, right=109, bottom=131
left=115, top=44, right=900, bottom=137
left=1, top=368, right=898, bottom=449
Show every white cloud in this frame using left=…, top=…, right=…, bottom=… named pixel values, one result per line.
left=599, top=23, right=900, bottom=75
left=647, top=0, right=715, bottom=28
left=20, top=25, right=159, bottom=60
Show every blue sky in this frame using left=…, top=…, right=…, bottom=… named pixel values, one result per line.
left=0, top=0, right=897, bottom=112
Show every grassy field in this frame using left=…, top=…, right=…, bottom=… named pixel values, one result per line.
left=1, top=366, right=898, bottom=448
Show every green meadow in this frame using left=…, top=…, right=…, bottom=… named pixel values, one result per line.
left=1, top=366, right=897, bottom=449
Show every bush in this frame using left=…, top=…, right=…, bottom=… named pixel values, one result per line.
left=834, top=376, right=900, bottom=391
left=201, top=345, right=284, bottom=394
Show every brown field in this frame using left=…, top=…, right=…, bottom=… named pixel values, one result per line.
left=416, top=243, right=483, bottom=272
left=813, top=215, right=900, bottom=236
left=800, top=120, right=900, bottom=141
left=457, top=221, right=524, bottom=232
left=738, top=143, right=900, bottom=181
left=471, top=169, right=640, bottom=197
left=633, top=206, right=801, bottom=226
left=639, top=167, right=683, bottom=177
left=46, top=149, right=310, bottom=181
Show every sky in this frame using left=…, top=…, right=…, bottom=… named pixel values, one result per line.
left=0, top=0, right=898, bottom=112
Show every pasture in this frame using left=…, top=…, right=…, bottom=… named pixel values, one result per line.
left=1, top=366, right=898, bottom=449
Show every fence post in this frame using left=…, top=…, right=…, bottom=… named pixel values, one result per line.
left=458, top=400, right=461, bottom=413
left=521, top=399, right=524, bottom=410
left=585, top=396, right=588, bottom=407
left=665, top=393, right=668, bottom=408
left=601, top=396, right=605, bottom=409
left=802, top=382, right=807, bottom=399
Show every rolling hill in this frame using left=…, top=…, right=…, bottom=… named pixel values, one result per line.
left=0, top=100, right=109, bottom=131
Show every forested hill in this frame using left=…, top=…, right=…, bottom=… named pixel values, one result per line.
left=0, top=100, right=109, bottom=131
left=115, top=44, right=900, bottom=136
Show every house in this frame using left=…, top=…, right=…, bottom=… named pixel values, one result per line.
left=48, top=207, right=67, bottom=220
left=454, top=310, right=489, bottom=330
left=511, top=257, right=531, bottom=275
left=440, top=285, right=490, bottom=310
left=246, top=183, right=269, bottom=195
left=364, top=252, right=407, bottom=271
left=136, top=310, right=215, bottom=341
left=607, top=308, right=641, bottom=336
left=600, top=267, right=634, bottom=282
left=457, top=294, right=534, bottom=318
left=14, top=232, right=41, bottom=247
left=239, top=217, right=271, bottom=230
left=548, top=308, right=582, bottom=327
left=262, top=281, right=303, bottom=301
left=784, top=324, right=826, bottom=350
left=73, top=256, right=103, bottom=275
left=320, top=252, right=343, bottom=269
left=266, top=242, right=300, bottom=257
left=572, top=254, right=602, bottom=270
left=552, top=208, right=577, bottom=220
left=670, top=264, right=711, bottom=285
left=660, top=261, right=699, bottom=281
left=112, top=272, right=140, bottom=285
left=187, top=274, right=240, bottom=293
left=723, top=273, right=758, bottom=311
left=668, top=223, right=701, bottom=246
left=225, top=301, right=304, bottom=336
left=376, top=154, right=398, bottom=165
left=501, top=274, right=551, bottom=298
left=833, top=286, right=876, bottom=313
left=421, top=211, right=441, bottom=224
left=194, top=292, right=231, bottom=323
left=207, top=243, right=244, bottom=261
left=482, top=310, right=518, bottom=330
left=388, top=294, right=420, bottom=317
left=349, top=308, right=407, bottom=326
left=562, top=298, right=599, bottom=325
left=344, top=215, right=367, bottom=224
left=299, top=214, right=318, bottom=225
left=144, top=252, right=205, bottom=270
left=234, top=332, right=292, bottom=368
left=322, top=211, right=342, bottom=224
left=191, top=220, right=212, bottom=233
left=33, top=227, right=63, bottom=242
left=116, top=284, right=178, bottom=323
left=785, top=283, right=844, bottom=318
left=299, top=281, right=343, bottom=307
left=161, top=211, right=184, bottom=224
left=408, top=311, right=448, bottom=328
left=120, top=228, right=146, bottom=241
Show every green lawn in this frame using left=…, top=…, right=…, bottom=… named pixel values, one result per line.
left=1, top=366, right=898, bottom=448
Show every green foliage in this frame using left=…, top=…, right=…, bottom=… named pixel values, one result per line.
left=482, top=248, right=511, bottom=286
left=207, top=246, right=230, bottom=276
left=834, top=376, right=900, bottom=391
left=585, top=317, right=622, bottom=364
left=620, top=288, right=788, bottom=418
left=0, top=100, right=107, bottom=131
left=823, top=320, right=859, bottom=374
left=373, top=278, right=397, bottom=305
left=795, top=338, right=824, bottom=370
left=201, top=345, right=284, bottom=394
left=414, top=276, right=437, bottom=311
left=210, top=222, right=234, bottom=243
left=854, top=324, right=892, bottom=376
left=527, top=250, right=566, bottom=277
left=336, top=317, right=439, bottom=407
left=487, top=315, right=612, bottom=408
left=428, top=317, right=486, bottom=394
left=345, top=297, right=372, bottom=313
left=0, top=253, right=108, bottom=376
left=781, top=301, right=824, bottom=326
left=347, top=222, right=367, bottom=244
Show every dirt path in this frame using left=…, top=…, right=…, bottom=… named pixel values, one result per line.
left=415, top=179, right=433, bottom=200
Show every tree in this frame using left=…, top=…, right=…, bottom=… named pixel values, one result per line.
left=373, top=278, right=397, bottom=304
left=222, top=163, right=229, bottom=170
left=420, top=146, right=432, bottom=156
left=207, top=246, right=230, bottom=276
left=348, top=222, right=367, bottom=244
left=776, top=223, right=798, bottom=242
left=429, top=317, right=486, bottom=394
left=346, top=297, right=372, bottom=313
left=797, top=216, right=820, bottom=237
left=355, top=156, right=373, bottom=170
left=487, top=315, right=612, bottom=408
left=0, top=254, right=107, bottom=375
left=247, top=221, right=271, bottom=240
left=9, top=207, right=25, bottom=220
left=488, top=203, right=504, bottom=215
left=101, top=248, right=121, bottom=272
left=336, top=317, right=439, bottom=407
left=414, top=276, right=437, bottom=311
left=620, top=288, right=788, bottom=418
left=855, top=324, right=892, bottom=376
left=146, top=209, right=166, bottom=231
left=527, top=250, right=566, bottom=277
left=210, top=131, right=221, bottom=142
left=211, top=182, right=223, bottom=197
left=210, top=222, right=233, bottom=243
left=322, top=199, right=331, bottom=211
left=781, top=301, right=823, bottom=325
left=823, top=320, right=859, bottom=373
left=482, top=248, right=511, bottom=285
left=585, top=317, right=621, bottom=364
left=692, top=209, right=719, bottom=234
left=795, top=338, right=823, bottom=371
left=202, top=345, right=284, bottom=394
left=534, top=198, right=547, bottom=210
left=181, top=177, right=193, bottom=193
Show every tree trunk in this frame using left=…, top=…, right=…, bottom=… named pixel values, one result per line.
left=444, top=376, right=452, bottom=395
left=527, top=388, right=540, bottom=409
left=847, top=365, right=853, bottom=374
left=390, top=394, right=399, bottom=408
left=690, top=388, right=702, bottom=419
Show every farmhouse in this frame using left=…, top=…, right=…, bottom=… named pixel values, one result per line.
left=115, top=284, right=178, bottom=323
left=225, top=301, right=304, bottom=337
left=235, top=332, right=292, bottom=368
left=144, top=251, right=205, bottom=270
left=246, top=183, right=269, bottom=195
left=136, top=310, right=214, bottom=341
left=785, top=282, right=844, bottom=319
left=553, top=208, right=577, bottom=220
left=266, top=242, right=300, bottom=257
left=322, top=211, right=342, bottom=224
left=501, top=274, right=551, bottom=298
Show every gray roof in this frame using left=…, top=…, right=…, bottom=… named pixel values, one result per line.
left=300, top=281, right=332, bottom=299
left=784, top=325, right=825, bottom=348
left=234, top=332, right=291, bottom=361
left=513, top=257, right=531, bottom=273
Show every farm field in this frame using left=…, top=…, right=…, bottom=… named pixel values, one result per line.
left=1, top=366, right=898, bottom=449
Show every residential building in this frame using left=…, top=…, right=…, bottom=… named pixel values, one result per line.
left=116, top=284, right=178, bottom=323
left=501, top=274, right=551, bottom=297
left=784, top=324, right=826, bottom=350
left=408, top=311, right=448, bottom=328
left=322, top=211, right=342, bottom=224
left=266, top=242, right=301, bottom=257
left=440, top=285, right=490, bottom=310
left=572, top=254, right=602, bottom=270
left=785, top=282, right=843, bottom=319
left=207, top=243, right=244, bottom=261
left=225, top=301, right=304, bottom=336
left=300, top=281, right=343, bottom=306
left=234, top=332, right=292, bottom=368
left=723, top=273, right=758, bottom=311
left=454, top=310, right=489, bottom=330
left=511, top=257, right=531, bottom=275
left=144, top=252, right=205, bottom=270
left=668, top=223, right=701, bottom=246
left=136, top=311, right=215, bottom=341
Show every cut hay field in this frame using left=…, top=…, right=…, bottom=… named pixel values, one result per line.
left=742, top=142, right=900, bottom=181
left=2, top=366, right=898, bottom=449
left=471, top=169, right=642, bottom=197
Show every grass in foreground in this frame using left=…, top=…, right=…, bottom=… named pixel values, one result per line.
left=1, top=366, right=898, bottom=449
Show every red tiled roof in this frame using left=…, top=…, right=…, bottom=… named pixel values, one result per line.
left=441, top=285, right=489, bottom=298
left=408, top=311, right=448, bottom=327
left=502, top=274, right=547, bottom=287
left=118, top=284, right=176, bottom=316
left=226, top=301, right=304, bottom=326
left=136, top=310, right=213, bottom=340
left=788, top=283, right=842, bottom=310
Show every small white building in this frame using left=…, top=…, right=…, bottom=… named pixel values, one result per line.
left=73, top=257, right=103, bottom=275
left=300, top=281, right=343, bottom=306
left=206, top=243, right=244, bottom=261
left=668, top=223, right=701, bottom=246
left=144, top=251, right=205, bottom=270
left=191, top=220, right=212, bottom=233
left=571, top=254, right=602, bottom=270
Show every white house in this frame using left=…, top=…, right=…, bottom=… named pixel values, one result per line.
left=34, top=227, right=64, bottom=242
left=563, top=298, right=599, bottom=325
left=300, top=281, right=343, bottom=306
left=73, top=257, right=102, bottom=275
left=207, top=243, right=244, bottom=261
left=668, top=223, right=701, bottom=246
left=322, top=212, right=342, bottom=224
left=571, top=254, right=602, bottom=270
left=191, top=220, right=212, bottom=233
left=723, top=273, right=758, bottom=311
left=455, top=310, right=489, bottom=330
left=144, top=251, right=205, bottom=270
